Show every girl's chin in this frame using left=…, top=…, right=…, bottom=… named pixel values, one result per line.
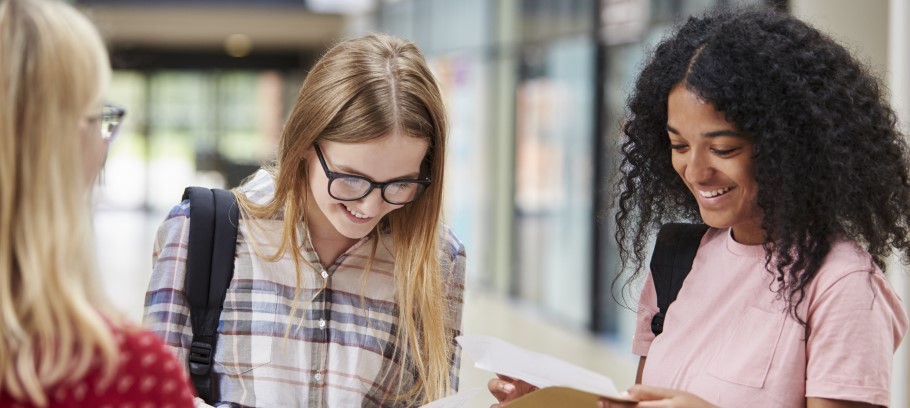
left=331, top=216, right=375, bottom=240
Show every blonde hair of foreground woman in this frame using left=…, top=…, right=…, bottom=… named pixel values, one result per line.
left=0, top=0, right=119, bottom=405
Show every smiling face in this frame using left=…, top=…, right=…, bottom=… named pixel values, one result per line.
left=306, top=134, right=429, bottom=241
left=667, top=84, right=763, bottom=244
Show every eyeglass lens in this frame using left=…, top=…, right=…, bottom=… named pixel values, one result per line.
left=101, top=104, right=125, bottom=142
left=329, top=177, right=426, bottom=204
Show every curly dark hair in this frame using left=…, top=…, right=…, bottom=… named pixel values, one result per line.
left=614, top=6, right=910, bottom=329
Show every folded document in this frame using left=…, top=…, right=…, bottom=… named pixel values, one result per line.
left=422, top=335, right=634, bottom=407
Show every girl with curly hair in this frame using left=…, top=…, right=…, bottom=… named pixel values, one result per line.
left=490, top=6, right=909, bottom=408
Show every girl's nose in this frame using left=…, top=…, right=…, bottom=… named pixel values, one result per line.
left=684, top=151, right=713, bottom=184
left=356, top=188, right=386, bottom=215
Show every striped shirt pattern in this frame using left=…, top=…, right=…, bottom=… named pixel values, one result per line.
left=144, top=170, right=466, bottom=407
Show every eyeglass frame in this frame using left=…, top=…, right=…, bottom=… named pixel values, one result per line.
left=313, top=143, right=432, bottom=205
left=100, top=103, right=126, bottom=144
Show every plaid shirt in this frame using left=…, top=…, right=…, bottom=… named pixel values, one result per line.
left=144, top=170, right=466, bottom=407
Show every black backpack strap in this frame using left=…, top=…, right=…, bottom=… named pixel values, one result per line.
left=649, top=223, right=709, bottom=337
left=183, top=187, right=240, bottom=403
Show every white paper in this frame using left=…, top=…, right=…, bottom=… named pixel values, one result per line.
left=419, top=387, right=485, bottom=408
left=455, top=334, right=620, bottom=398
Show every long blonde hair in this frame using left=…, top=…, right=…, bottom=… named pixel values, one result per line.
left=235, top=33, right=452, bottom=403
left=0, top=0, right=118, bottom=405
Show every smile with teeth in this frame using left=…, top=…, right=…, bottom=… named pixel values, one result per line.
left=699, top=186, right=734, bottom=198
left=344, top=204, right=369, bottom=219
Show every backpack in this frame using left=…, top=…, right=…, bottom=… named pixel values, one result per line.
left=182, top=187, right=240, bottom=403
left=648, top=223, right=709, bottom=336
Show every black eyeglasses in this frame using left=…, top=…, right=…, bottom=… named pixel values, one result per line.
left=313, top=143, right=431, bottom=205
left=100, top=103, right=126, bottom=144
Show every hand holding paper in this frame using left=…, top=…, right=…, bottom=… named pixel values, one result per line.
left=488, top=374, right=538, bottom=406
left=419, top=335, right=635, bottom=408
left=457, top=335, right=636, bottom=406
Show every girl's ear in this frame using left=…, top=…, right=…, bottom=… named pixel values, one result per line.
left=298, top=146, right=316, bottom=172
left=303, top=144, right=316, bottom=160
left=297, top=158, right=309, bottom=175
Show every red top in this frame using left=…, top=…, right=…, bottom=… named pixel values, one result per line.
left=1, top=326, right=196, bottom=408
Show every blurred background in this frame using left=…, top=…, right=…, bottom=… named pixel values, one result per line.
left=78, top=0, right=910, bottom=406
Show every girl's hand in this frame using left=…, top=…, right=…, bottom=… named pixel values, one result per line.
left=487, top=374, right=538, bottom=407
left=193, top=397, right=215, bottom=408
left=598, top=385, right=717, bottom=408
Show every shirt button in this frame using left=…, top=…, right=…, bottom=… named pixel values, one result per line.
left=314, top=372, right=323, bottom=382
left=319, top=319, right=326, bottom=328
left=321, top=270, right=328, bottom=279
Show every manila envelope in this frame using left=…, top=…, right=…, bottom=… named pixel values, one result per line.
left=507, top=386, right=637, bottom=407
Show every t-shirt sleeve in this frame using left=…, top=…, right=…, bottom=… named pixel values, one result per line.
left=632, top=271, right=659, bottom=356
left=805, top=270, right=909, bottom=406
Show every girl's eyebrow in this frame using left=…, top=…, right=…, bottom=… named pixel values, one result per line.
left=704, top=129, right=745, bottom=138
left=666, top=125, right=744, bottom=138
left=333, top=163, right=420, bottom=180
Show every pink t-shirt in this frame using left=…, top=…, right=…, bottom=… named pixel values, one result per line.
left=634, top=228, right=908, bottom=407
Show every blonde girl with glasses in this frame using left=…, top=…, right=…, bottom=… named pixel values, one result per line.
left=144, top=33, right=466, bottom=407
left=0, top=0, right=195, bottom=406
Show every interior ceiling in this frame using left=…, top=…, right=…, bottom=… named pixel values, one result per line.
left=77, top=4, right=348, bottom=52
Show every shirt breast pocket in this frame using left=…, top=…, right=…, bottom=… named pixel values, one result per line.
left=215, top=289, right=279, bottom=374
left=706, top=305, right=786, bottom=388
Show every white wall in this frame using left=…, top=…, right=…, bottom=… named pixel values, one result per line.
left=790, top=0, right=889, bottom=77
left=890, top=0, right=910, bottom=129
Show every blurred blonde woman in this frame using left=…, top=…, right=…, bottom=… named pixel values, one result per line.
left=0, top=0, right=195, bottom=406
left=145, top=33, right=466, bottom=407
